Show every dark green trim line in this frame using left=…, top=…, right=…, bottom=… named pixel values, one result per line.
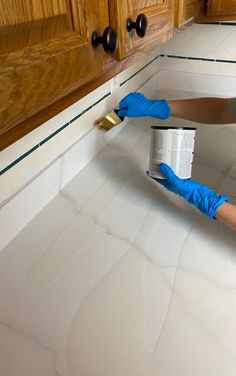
left=163, top=54, right=236, bottom=64
left=0, top=92, right=111, bottom=176
left=120, top=54, right=161, bottom=86
left=201, top=22, right=236, bottom=26
left=166, top=55, right=186, bottom=60
left=0, top=145, right=39, bottom=176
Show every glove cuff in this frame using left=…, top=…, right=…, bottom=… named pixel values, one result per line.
left=150, top=99, right=171, bottom=120
left=210, top=194, right=228, bottom=221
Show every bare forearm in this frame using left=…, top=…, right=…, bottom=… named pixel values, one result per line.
left=215, top=202, right=236, bottom=231
left=168, top=98, right=236, bottom=124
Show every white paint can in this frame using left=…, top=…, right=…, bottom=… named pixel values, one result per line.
left=149, top=126, right=196, bottom=179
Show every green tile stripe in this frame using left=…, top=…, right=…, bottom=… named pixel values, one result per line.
left=202, top=22, right=236, bottom=26
left=0, top=92, right=111, bottom=176
left=161, top=54, right=236, bottom=64
left=120, top=54, right=161, bottom=86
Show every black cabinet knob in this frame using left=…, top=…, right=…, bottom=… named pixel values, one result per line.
left=127, top=13, right=148, bottom=38
left=91, top=26, right=118, bottom=54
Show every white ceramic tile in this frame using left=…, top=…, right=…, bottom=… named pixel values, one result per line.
left=118, top=48, right=159, bottom=84
left=7, top=152, right=41, bottom=194
left=58, top=126, right=107, bottom=189
left=0, top=324, right=57, bottom=376
left=118, top=58, right=159, bottom=94
left=195, top=127, right=236, bottom=173
left=160, top=56, right=179, bottom=70
left=35, top=135, right=62, bottom=171
left=206, top=24, right=234, bottom=43
left=178, top=58, right=199, bottom=73
left=198, top=60, right=219, bottom=75
left=162, top=25, right=200, bottom=55
left=161, top=23, right=236, bottom=63
left=58, top=123, right=78, bottom=152
left=159, top=70, right=236, bottom=96
left=0, top=173, right=13, bottom=205
left=218, top=62, right=236, bottom=76
left=3, top=135, right=29, bottom=157
left=190, top=28, right=219, bottom=57
left=220, top=28, right=236, bottom=60
left=0, top=159, right=61, bottom=251
left=175, top=39, right=201, bottom=58
left=205, top=44, right=231, bottom=60
left=159, top=70, right=193, bottom=92
left=25, top=115, right=60, bottom=147
left=0, top=148, right=17, bottom=171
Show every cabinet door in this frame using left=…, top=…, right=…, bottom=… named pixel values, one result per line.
left=0, top=0, right=110, bottom=149
left=207, top=0, right=236, bottom=16
left=175, top=0, right=200, bottom=27
left=109, top=0, right=174, bottom=60
left=0, top=0, right=74, bottom=53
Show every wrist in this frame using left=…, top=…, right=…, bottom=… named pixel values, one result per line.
left=190, top=184, right=228, bottom=220
left=209, top=194, right=228, bottom=220
left=151, top=99, right=171, bottom=119
left=168, top=100, right=180, bottom=118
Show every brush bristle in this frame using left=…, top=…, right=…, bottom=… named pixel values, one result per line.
left=95, top=110, right=123, bottom=131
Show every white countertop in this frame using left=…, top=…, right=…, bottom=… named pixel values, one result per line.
left=1, top=90, right=236, bottom=376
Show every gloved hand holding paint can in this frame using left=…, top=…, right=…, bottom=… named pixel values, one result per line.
left=149, top=126, right=196, bottom=179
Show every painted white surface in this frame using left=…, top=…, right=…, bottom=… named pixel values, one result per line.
left=161, top=22, right=236, bottom=77
left=0, top=89, right=236, bottom=376
left=162, top=23, right=236, bottom=60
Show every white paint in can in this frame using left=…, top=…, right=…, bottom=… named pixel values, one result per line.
left=149, top=126, right=196, bottom=179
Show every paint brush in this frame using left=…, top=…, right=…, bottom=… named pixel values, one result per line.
left=95, top=109, right=124, bottom=131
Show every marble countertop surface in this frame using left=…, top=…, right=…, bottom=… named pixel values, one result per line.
left=1, top=90, right=236, bottom=376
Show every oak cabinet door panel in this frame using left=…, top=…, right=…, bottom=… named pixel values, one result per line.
left=109, top=0, right=174, bottom=60
left=207, top=0, right=236, bottom=16
left=0, top=0, right=110, bottom=145
left=175, top=0, right=200, bottom=28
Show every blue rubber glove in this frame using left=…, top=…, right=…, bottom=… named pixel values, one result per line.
left=118, top=92, right=171, bottom=120
left=148, top=163, right=228, bottom=220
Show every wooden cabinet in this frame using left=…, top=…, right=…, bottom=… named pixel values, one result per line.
left=0, top=0, right=174, bottom=150
left=0, top=0, right=111, bottom=148
left=197, top=0, right=236, bottom=22
left=175, top=0, right=200, bottom=27
left=0, top=0, right=74, bottom=53
left=110, top=0, right=174, bottom=60
left=207, top=0, right=236, bottom=16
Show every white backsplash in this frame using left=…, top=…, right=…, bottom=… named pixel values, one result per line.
left=161, top=22, right=236, bottom=77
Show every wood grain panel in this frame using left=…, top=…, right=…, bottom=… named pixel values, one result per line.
left=0, top=0, right=110, bottom=149
left=133, top=0, right=167, bottom=11
left=185, top=0, right=199, bottom=20
left=208, top=0, right=236, bottom=16
left=0, top=0, right=68, bottom=25
left=175, top=0, right=199, bottom=27
left=109, top=0, right=174, bottom=60
left=0, top=0, right=73, bottom=53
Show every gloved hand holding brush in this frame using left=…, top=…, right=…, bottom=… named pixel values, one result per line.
left=118, top=92, right=171, bottom=119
